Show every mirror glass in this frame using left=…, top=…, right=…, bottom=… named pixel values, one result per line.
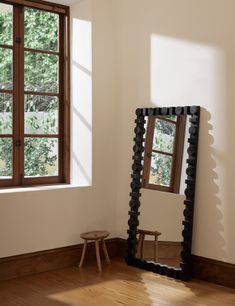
left=135, top=114, right=190, bottom=268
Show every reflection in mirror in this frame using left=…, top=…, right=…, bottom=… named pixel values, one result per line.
left=142, top=115, right=189, bottom=194
left=136, top=115, right=190, bottom=269
left=136, top=191, right=184, bottom=268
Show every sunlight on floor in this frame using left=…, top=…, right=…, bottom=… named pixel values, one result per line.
left=48, top=268, right=235, bottom=306
left=48, top=278, right=151, bottom=306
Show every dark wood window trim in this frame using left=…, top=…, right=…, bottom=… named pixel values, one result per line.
left=2, top=0, right=68, bottom=14
left=142, top=115, right=186, bottom=193
left=0, top=0, right=70, bottom=188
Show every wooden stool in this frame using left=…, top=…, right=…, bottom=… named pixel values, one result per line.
left=79, top=230, right=110, bottom=272
left=137, top=229, right=161, bottom=262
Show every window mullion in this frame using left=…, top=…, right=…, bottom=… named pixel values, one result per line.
left=142, top=116, right=155, bottom=188
left=17, top=5, right=25, bottom=185
left=12, top=5, right=22, bottom=185
left=171, top=116, right=187, bottom=193
left=151, top=149, right=174, bottom=157
left=58, top=14, right=64, bottom=182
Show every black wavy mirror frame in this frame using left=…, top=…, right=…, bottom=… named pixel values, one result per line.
left=126, top=106, right=200, bottom=281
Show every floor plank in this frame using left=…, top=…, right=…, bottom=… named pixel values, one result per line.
left=0, top=258, right=235, bottom=306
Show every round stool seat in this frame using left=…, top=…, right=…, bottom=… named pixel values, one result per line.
left=80, top=230, right=110, bottom=240
left=79, top=230, right=110, bottom=272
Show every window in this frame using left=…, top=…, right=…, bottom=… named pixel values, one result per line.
left=0, top=1, right=69, bottom=187
left=142, top=115, right=186, bottom=193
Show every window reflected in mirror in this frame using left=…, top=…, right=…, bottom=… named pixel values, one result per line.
left=142, top=115, right=186, bottom=193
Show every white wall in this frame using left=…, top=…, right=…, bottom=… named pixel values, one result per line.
left=115, top=0, right=235, bottom=265
left=0, top=0, right=118, bottom=258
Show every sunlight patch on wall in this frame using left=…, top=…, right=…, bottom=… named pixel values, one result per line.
left=71, top=18, right=92, bottom=186
left=150, top=34, right=224, bottom=108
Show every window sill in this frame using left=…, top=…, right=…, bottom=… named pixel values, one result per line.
left=0, top=184, right=87, bottom=194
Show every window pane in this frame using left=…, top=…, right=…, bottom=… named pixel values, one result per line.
left=24, top=51, right=58, bottom=93
left=0, top=4, right=13, bottom=45
left=24, top=8, right=59, bottom=52
left=153, top=118, right=176, bottom=154
left=149, top=152, right=172, bottom=187
left=0, top=48, right=12, bottom=90
left=165, top=115, right=177, bottom=122
left=25, top=95, right=58, bottom=134
left=0, top=93, right=12, bottom=134
left=0, top=138, right=12, bottom=178
left=24, top=138, right=58, bottom=177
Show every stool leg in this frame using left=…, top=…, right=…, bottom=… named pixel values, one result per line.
left=137, top=234, right=141, bottom=257
left=79, top=240, right=87, bottom=268
left=95, top=240, right=102, bottom=272
left=153, top=236, right=157, bottom=262
left=154, top=235, right=158, bottom=262
left=140, top=234, right=145, bottom=259
left=102, top=239, right=110, bottom=264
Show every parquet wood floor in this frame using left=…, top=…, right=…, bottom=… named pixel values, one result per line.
left=0, top=258, right=235, bottom=306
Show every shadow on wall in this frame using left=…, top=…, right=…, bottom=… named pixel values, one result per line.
left=141, top=104, right=227, bottom=260
left=147, top=35, right=226, bottom=259
left=193, top=108, right=226, bottom=259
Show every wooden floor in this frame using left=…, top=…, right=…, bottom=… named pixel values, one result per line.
left=0, top=259, right=235, bottom=306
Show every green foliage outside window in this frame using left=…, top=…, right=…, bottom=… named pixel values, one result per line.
left=150, top=118, right=176, bottom=187
left=0, top=6, right=12, bottom=45
left=0, top=138, right=12, bottom=177
left=0, top=7, right=59, bottom=178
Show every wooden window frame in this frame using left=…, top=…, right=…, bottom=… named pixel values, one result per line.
left=142, top=115, right=186, bottom=193
left=0, top=0, right=70, bottom=188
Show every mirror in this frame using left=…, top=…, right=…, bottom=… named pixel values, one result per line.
left=126, top=106, right=200, bottom=281
left=136, top=115, right=190, bottom=268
